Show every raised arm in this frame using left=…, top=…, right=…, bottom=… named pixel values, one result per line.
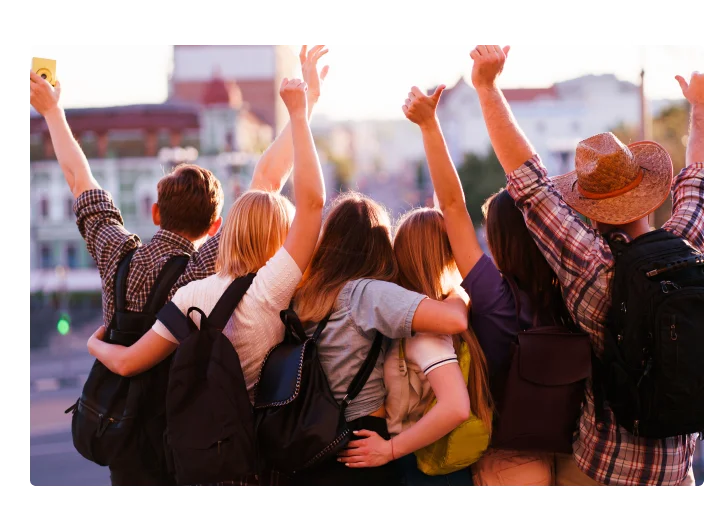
left=250, top=45, right=329, bottom=193
left=676, top=72, right=704, bottom=166
left=279, top=78, right=326, bottom=272
left=30, top=71, right=100, bottom=198
left=470, top=45, right=537, bottom=175
left=403, top=85, right=484, bottom=277
left=87, top=327, right=177, bottom=377
left=664, top=73, right=704, bottom=251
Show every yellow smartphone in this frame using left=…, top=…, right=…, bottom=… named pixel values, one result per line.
left=32, top=57, right=57, bottom=86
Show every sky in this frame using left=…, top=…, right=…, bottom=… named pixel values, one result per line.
left=30, top=45, right=704, bottom=121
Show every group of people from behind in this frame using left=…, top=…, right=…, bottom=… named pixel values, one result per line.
left=29, top=44, right=703, bottom=486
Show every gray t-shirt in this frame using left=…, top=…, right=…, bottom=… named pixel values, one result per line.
left=302, top=278, right=427, bottom=421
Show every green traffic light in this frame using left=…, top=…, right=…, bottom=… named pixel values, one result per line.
left=57, top=315, right=70, bottom=335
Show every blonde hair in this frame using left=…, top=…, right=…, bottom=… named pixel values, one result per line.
left=394, top=208, right=493, bottom=432
left=294, top=192, right=398, bottom=323
left=216, top=190, right=295, bottom=278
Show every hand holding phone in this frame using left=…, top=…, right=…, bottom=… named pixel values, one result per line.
left=32, top=57, right=57, bottom=87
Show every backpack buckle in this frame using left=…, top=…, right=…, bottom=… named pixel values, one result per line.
left=660, top=281, right=680, bottom=294
left=341, top=394, right=352, bottom=406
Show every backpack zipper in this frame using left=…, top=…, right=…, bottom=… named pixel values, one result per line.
left=73, top=399, right=118, bottom=436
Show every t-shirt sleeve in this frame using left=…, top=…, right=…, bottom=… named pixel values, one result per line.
left=152, top=284, right=193, bottom=344
left=347, top=279, right=427, bottom=339
left=405, top=333, right=458, bottom=375
left=460, top=253, right=514, bottom=316
left=247, top=247, right=303, bottom=314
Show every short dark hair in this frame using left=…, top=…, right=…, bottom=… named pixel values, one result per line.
left=157, top=164, right=224, bottom=239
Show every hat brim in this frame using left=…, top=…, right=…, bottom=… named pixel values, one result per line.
left=552, top=141, right=673, bottom=225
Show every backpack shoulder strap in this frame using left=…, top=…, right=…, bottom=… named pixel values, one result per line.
left=114, top=248, right=137, bottom=313
left=143, top=254, right=190, bottom=313
left=208, top=273, right=256, bottom=331
left=156, top=301, right=194, bottom=343
left=340, top=331, right=384, bottom=411
left=280, top=306, right=310, bottom=343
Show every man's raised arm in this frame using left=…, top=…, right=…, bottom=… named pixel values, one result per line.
left=471, top=45, right=537, bottom=175
left=676, top=72, right=704, bottom=166
left=30, top=71, right=100, bottom=198
left=249, top=45, right=329, bottom=193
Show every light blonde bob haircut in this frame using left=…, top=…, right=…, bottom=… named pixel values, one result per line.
left=216, top=190, right=295, bottom=278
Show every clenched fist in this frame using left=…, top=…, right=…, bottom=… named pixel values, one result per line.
left=402, top=85, right=446, bottom=128
left=676, top=72, right=704, bottom=107
left=279, top=78, right=309, bottom=119
left=470, top=45, right=510, bottom=90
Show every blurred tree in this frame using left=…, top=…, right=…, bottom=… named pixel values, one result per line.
left=612, top=101, right=690, bottom=226
left=456, top=149, right=506, bottom=225
left=329, top=154, right=355, bottom=193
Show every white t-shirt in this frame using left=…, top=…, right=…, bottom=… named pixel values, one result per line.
left=152, top=247, right=302, bottom=403
left=384, top=333, right=458, bottom=436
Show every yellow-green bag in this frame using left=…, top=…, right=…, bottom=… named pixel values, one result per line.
left=399, top=339, right=491, bottom=476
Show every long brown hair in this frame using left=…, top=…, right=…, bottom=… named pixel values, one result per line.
left=483, top=189, right=574, bottom=327
left=394, top=208, right=493, bottom=431
left=294, top=191, right=398, bottom=323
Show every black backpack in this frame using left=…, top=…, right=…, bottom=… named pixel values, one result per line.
left=156, top=274, right=257, bottom=485
left=65, top=249, right=189, bottom=474
left=253, top=308, right=383, bottom=475
left=596, top=229, right=704, bottom=438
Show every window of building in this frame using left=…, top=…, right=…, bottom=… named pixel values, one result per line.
left=39, top=197, right=49, bottom=219
left=40, top=243, right=53, bottom=269
left=66, top=243, right=78, bottom=269
left=65, top=197, right=75, bottom=220
left=119, top=177, right=137, bottom=218
left=142, top=196, right=153, bottom=218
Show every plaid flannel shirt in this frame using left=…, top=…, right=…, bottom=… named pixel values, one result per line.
left=506, top=156, right=704, bottom=486
left=75, top=189, right=221, bottom=327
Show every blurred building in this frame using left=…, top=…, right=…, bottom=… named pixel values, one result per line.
left=29, top=46, right=302, bottom=295
left=435, top=74, right=642, bottom=174
left=169, top=45, right=298, bottom=133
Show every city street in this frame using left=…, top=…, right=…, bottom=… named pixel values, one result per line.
left=30, top=346, right=703, bottom=486
left=31, top=388, right=109, bottom=486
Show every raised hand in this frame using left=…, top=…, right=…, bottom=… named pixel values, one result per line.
left=470, top=45, right=510, bottom=90
left=676, top=72, right=704, bottom=106
left=30, top=70, right=62, bottom=117
left=402, top=85, right=446, bottom=128
left=299, top=45, right=329, bottom=103
left=279, top=78, right=309, bottom=119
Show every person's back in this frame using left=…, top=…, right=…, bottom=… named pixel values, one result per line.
left=290, top=193, right=471, bottom=485
left=399, top=83, right=583, bottom=485
left=73, top=165, right=225, bottom=485
left=30, top=49, right=331, bottom=485
left=87, top=76, right=328, bottom=485
left=470, top=45, right=703, bottom=485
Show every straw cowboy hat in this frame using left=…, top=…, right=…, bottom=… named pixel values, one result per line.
left=552, top=132, right=673, bottom=225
